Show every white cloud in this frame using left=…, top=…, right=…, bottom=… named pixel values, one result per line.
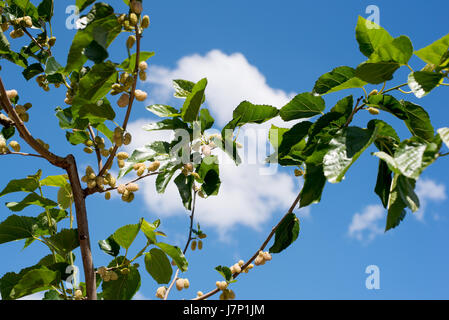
left=124, top=50, right=305, bottom=237
left=146, top=49, right=294, bottom=126
left=348, top=204, right=385, bottom=243
left=414, top=178, right=446, bottom=221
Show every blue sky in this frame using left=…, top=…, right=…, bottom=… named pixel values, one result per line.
left=1, top=0, right=449, bottom=300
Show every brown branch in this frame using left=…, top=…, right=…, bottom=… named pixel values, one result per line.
left=0, top=113, right=15, bottom=127
left=0, top=76, right=97, bottom=300
left=97, top=29, right=142, bottom=179
left=193, top=190, right=302, bottom=300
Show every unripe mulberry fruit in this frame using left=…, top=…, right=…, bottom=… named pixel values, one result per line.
left=254, top=255, right=265, bottom=266
left=129, top=13, right=138, bottom=26
left=141, top=15, right=150, bottom=28
left=105, top=192, right=111, bottom=200
left=9, top=141, right=20, bottom=152
left=198, top=240, right=203, bottom=250
left=134, top=89, right=148, bottom=101
left=136, top=166, right=145, bottom=176
left=197, top=291, right=203, bottom=297
left=117, top=184, right=126, bottom=194
left=139, top=70, right=147, bottom=81
left=190, top=240, right=197, bottom=251
left=6, top=89, right=18, bottom=100
left=118, top=159, right=125, bottom=168
left=198, top=233, right=207, bottom=239
left=184, top=163, right=193, bottom=172
left=84, top=147, right=93, bottom=154
left=116, top=152, right=129, bottom=160
left=176, top=278, right=184, bottom=291
left=87, top=179, right=97, bottom=189
left=238, top=260, right=244, bottom=267
left=74, top=289, right=83, bottom=300
left=138, top=61, right=148, bottom=71
left=126, top=183, right=139, bottom=192
left=117, top=93, right=130, bottom=108
left=124, top=133, right=132, bottom=145
left=294, top=169, right=304, bottom=177
left=368, top=89, right=379, bottom=96
left=183, top=278, right=190, bottom=289
left=48, top=36, right=56, bottom=47
left=147, top=160, right=160, bottom=172
left=201, top=145, right=211, bottom=156
left=156, top=286, right=166, bottom=299
left=23, top=16, right=33, bottom=28
left=131, top=0, right=143, bottom=14
left=368, top=107, right=380, bottom=115
left=126, top=35, right=136, bottom=49
left=262, top=252, right=272, bottom=261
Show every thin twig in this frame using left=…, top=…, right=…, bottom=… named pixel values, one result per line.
left=193, top=190, right=302, bottom=300
left=344, top=96, right=364, bottom=127
left=87, top=125, right=103, bottom=172
left=0, top=151, right=45, bottom=158
left=164, top=191, right=198, bottom=300
left=97, top=28, right=142, bottom=179
left=22, top=27, right=52, bottom=56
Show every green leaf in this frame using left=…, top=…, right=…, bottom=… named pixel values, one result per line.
left=313, top=66, right=367, bottom=95
left=45, top=56, right=63, bottom=75
left=76, top=61, right=117, bottom=102
left=142, top=118, right=188, bottom=131
left=215, top=266, right=233, bottom=281
left=22, top=63, right=44, bottom=80
left=146, top=105, right=180, bottom=118
left=197, top=156, right=221, bottom=196
left=355, top=61, right=400, bottom=84
left=119, top=51, right=155, bottom=73
left=140, top=219, right=157, bottom=243
left=331, top=95, right=354, bottom=117
left=66, top=130, right=90, bottom=145
left=323, top=124, right=378, bottom=183
left=199, top=109, right=215, bottom=132
left=367, top=94, right=408, bottom=120
left=0, top=215, right=37, bottom=245
left=144, top=248, right=172, bottom=284
left=437, top=127, right=449, bottom=149
left=9, top=267, right=59, bottom=300
left=392, top=140, right=431, bottom=180
left=174, top=173, right=194, bottom=210
left=84, top=40, right=108, bottom=64
left=98, top=235, right=120, bottom=257
left=75, top=0, right=96, bottom=12
left=0, top=176, right=39, bottom=197
left=102, top=257, right=141, bottom=300
left=375, top=158, right=393, bottom=208
left=386, top=174, right=418, bottom=231
left=355, top=16, right=394, bottom=58
left=181, top=78, right=207, bottom=122
left=6, top=193, right=57, bottom=212
left=415, top=33, right=449, bottom=66
left=280, top=93, right=325, bottom=121
left=40, top=175, right=69, bottom=188
left=43, top=290, right=63, bottom=300
left=155, top=242, right=188, bottom=272
left=299, top=163, right=326, bottom=208
left=369, top=35, right=413, bottom=65
left=37, top=0, right=53, bottom=21
left=173, top=79, right=196, bottom=98
left=65, top=12, right=121, bottom=73
left=269, top=213, right=300, bottom=254
left=47, top=229, right=80, bottom=256
left=72, top=97, right=116, bottom=123
left=408, top=71, right=444, bottom=98
left=155, top=165, right=180, bottom=194
left=57, top=184, right=72, bottom=210
left=231, top=101, right=279, bottom=127
left=401, top=101, right=434, bottom=142
left=278, top=122, right=313, bottom=156
left=113, top=222, right=141, bottom=250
